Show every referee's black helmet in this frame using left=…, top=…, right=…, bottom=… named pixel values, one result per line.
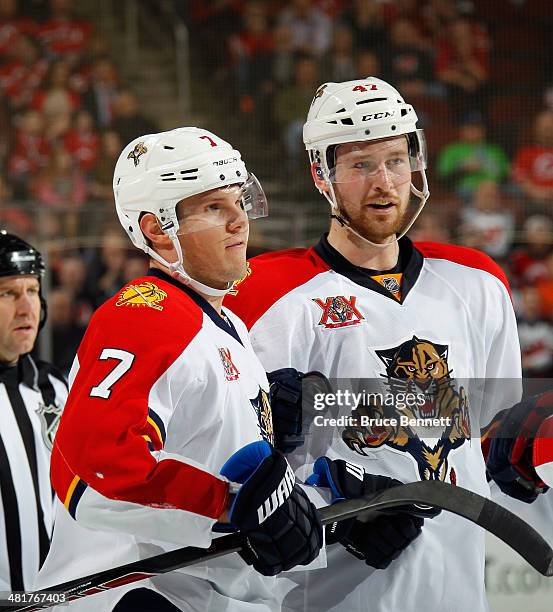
left=0, top=230, right=47, bottom=328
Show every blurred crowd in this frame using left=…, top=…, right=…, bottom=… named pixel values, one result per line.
left=1, top=0, right=553, bottom=377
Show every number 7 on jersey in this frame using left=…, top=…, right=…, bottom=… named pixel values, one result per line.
left=90, top=348, right=135, bottom=399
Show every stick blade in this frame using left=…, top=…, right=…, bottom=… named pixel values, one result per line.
left=318, top=481, right=553, bottom=577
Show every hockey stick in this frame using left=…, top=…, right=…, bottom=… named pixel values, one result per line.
left=7, top=480, right=553, bottom=611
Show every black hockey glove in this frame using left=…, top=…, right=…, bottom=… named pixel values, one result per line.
left=307, top=457, right=440, bottom=569
left=220, top=441, right=323, bottom=576
left=486, top=392, right=553, bottom=503
left=268, top=368, right=333, bottom=453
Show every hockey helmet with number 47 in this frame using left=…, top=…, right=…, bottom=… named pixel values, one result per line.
left=303, top=77, right=429, bottom=243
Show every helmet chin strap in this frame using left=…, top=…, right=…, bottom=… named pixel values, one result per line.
left=322, top=170, right=429, bottom=249
left=145, top=233, right=231, bottom=298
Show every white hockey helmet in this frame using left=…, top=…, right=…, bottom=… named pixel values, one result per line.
left=303, top=77, right=429, bottom=244
left=113, top=127, right=267, bottom=296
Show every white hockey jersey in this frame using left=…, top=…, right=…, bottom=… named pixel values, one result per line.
left=35, top=268, right=289, bottom=611
left=225, top=235, right=523, bottom=612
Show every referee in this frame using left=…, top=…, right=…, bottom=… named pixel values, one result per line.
left=0, top=231, right=67, bottom=592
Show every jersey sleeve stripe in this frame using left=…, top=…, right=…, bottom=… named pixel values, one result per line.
left=147, top=409, right=166, bottom=446
left=64, top=476, right=88, bottom=519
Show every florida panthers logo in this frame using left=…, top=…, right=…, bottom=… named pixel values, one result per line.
left=36, top=401, right=63, bottom=451
left=342, top=336, right=471, bottom=484
left=127, top=142, right=147, bottom=167
left=313, top=296, right=364, bottom=329
left=251, top=388, right=274, bottom=445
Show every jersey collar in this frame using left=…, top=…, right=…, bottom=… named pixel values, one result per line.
left=313, top=233, right=424, bottom=304
left=146, top=268, right=244, bottom=346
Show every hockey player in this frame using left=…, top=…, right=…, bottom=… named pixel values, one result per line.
left=224, top=78, right=553, bottom=611
left=0, top=231, right=66, bottom=592
left=34, top=128, right=324, bottom=611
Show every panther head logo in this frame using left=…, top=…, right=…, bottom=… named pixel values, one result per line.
left=376, top=336, right=449, bottom=391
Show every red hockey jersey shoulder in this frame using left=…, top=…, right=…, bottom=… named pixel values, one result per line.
left=415, top=241, right=511, bottom=294
left=224, top=247, right=330, bottom=329
left=83, top=274, right=203, bottom=356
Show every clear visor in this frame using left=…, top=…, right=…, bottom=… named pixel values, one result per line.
left=329, top=130, right=427, bottom=186
left=176, top=172, right=268, bottom=236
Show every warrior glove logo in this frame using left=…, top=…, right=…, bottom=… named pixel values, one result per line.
left=257, top=463, right=295, bottom=524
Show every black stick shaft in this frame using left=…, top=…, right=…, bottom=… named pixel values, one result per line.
left=8, top=481, right=553, bottom=611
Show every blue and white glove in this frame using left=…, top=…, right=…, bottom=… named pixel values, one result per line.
left=220, top=441, right=323, bottom=575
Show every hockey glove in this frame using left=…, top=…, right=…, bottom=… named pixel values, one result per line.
left=220, top=441, right=323, bottom=576
left=307, top=457, right=439, bottom=569
left=268, top=368, right=332, bottom=453
left=486, top=391, right=553, bottom=502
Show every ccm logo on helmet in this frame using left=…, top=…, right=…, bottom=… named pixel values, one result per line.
left=257, top=464, right=295, bottom=524
left=213, top=157, right=238, bottom=166
left=362, top=111, right=396, bottom=121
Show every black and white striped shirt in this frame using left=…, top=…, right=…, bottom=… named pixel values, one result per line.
left=0, top=355, right=66, bottom=591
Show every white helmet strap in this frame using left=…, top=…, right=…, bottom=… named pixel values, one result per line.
left=144, top=231, right=230, bottom=298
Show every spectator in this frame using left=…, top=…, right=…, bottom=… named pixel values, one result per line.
left=509, top=215, right=553, bottom=287
left=88, top=129, right=121, bottom=201
left=122, top=255, right=148, bottom=283
left=423, top=0, right=461, bottom=39
left=355, top=49, right=381, bottom=79
left=512, top=110, right=553, bottom=209
left=31, top=59, right=81, bottom=141
left=82, top=56, right=119, bottom=127
left=277, top=0, right=332, bottom=58
left=0, top=0, right=37, bottom=58
left=228, top=0, right=274, bottom=113
left=459, top=180, right=514, bottom=260
left=8, top=108, right=50, bottom=199
left=30, top=145, right=88, bottom=236
left=324, top=24, right=355, bottom=82
left=274, top=54, right=319, bottom=170
left=516, top=286, right=553, bottom=377
left=0, top=33, right=48, bottom=111
left=272, top=23, right=295, bottom=84
left=341, top=0, right=387, bottom=53
left=37, top=0, right=92, bottom=62
left=49, top=287, right=86, bottom=376
left=435, top=17, right=489, bottom=118
left=437, top=114, right=510, bottom=200
left=86, top=228, right=129, bottom=306
left=384, top=18, right=437, bottom=99
left=408, top=210, right=451, bottom=243
left=110, top=88, right=158, bottom=146
left=63, top=109, right=99, bottom=172
left=536, top=251, right=553, bottom=321
left=55, top=254, right=95, bottom=327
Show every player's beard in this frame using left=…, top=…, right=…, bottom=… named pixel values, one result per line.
left=336, top=194, right=411, bottom=245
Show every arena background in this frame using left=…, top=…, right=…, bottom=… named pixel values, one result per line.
left=0, top=0, right=552, bottom=609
